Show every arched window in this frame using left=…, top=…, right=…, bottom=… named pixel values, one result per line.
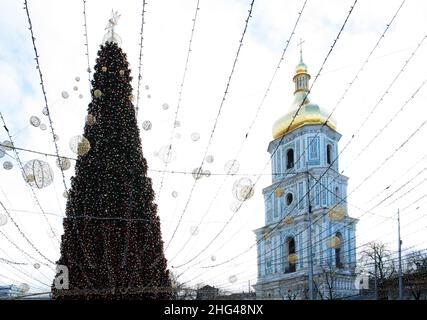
left=326, top=144, right=332, bottom=165
left=334, top=187, right=339, bottom=203
left=335, top=232, right=344, bottom=269
left=286, top=193, right=293, bottom=206
left=286, top=149, right=294, bottom=169
left=284, top=237, right=296, bottom=273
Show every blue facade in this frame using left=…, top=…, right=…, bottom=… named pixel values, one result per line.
left=254, top=56, right=358, bottom=300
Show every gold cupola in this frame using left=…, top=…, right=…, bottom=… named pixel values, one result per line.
left=272, top=51, right=337, bottom=139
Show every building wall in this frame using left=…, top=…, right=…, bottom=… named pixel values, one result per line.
left=255, top=125, right=358, bottom=299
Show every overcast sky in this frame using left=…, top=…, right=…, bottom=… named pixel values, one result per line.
left=1, top=0, right=427, bottom=295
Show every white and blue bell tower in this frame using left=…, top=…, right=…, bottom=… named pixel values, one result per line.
left=253, top=52, right=359, bottom=300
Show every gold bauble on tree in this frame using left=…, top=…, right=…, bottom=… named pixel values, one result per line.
left=86, top=114, right=96, bottom=126
left=69, top=135, right=91, bottom=156
left=94, top=89, right=103, bottom=98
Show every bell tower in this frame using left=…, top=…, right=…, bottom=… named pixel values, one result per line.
left=253, top=52, right=359, bottom=300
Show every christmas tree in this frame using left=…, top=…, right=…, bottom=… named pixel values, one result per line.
left=52, top=15, right=171, bottom=300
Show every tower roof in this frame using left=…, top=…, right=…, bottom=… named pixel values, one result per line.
left=272, top=53, right=336, bottom=139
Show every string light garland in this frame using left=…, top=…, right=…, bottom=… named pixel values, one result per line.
left=23, top=0, right=69, bottom=195
left=0, top=112, right=60, bottom=244
left=165, top=0, right=256, bottom=251
left=82, top=0, right=92, bottom=91
left=168, top=0, right=310, bottom=264
left=156, top=0, right=201, bottom=200
left=135, top=0, right=147, bottom=119
left=0, top=200, right=55, bottom=265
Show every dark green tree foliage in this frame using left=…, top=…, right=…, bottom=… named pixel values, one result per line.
left=52, top=42, right=171, bottom=299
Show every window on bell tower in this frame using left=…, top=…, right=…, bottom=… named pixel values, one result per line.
left=286, top=193, right=293, bottom=206
left=335, top=232, right=344, bottom=269
left=284, top=237, right=296, bottom=273
left=286, top=149, right=294, bottom=169
left=334, top=187, right=340, bottom=203
left=326, top=144, right=332, bottom=165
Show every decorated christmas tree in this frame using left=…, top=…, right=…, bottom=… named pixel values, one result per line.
left=52, top=13, right=171, bottom=300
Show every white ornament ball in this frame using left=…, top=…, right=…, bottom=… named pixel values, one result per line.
left=228, top=275, right=238, bottom=283
left=69, top=135, right=91, bottom=156
left=191, top=132, right=200, bottom=141
left=232, top=177, right=255, bottom=201
left=3, top=161, right=13, bottom=170
left=190, top=226, right=199, bottom=236
left=224, top=160, right=239, bottom=174
left=2, top=140, right=13, bottom=151
left=158, top=145, right=176, bottom=164
left=40, top=123, right=47, bottom=131
left=205, top=155, right=214, bottom=163
left=0, top=213, right=8, bottom=226
left=56, top=157, right=71, bottom=171
left=23, top=159, right=54, bottom=189
left=192, top=167, right=203, bottom=180
left=29, top=116, right=41, bottom=127
left=142, top=120, right=152, bottom=131
left=61, top=91, right=69, bottom=99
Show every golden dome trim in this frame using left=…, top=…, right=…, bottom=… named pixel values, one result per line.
left=272, top=104, right=337, bottom=139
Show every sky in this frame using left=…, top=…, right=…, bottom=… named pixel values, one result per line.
left=1, top=0, right=427, bottom=296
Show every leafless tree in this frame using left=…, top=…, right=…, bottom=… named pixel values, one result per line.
left=279, top=287, right=298, bottom=300
left=170, top=273, right=196, bottom=300
left=318, top=261, right=339, bottom=299
left=360, top=242, right=396, bottom=299
left=404, top=250, right=427, bottom=300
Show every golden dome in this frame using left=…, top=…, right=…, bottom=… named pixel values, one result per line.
left=272, top=95, right=337, bottom=139
left=295, top=61, right=308, bottom=75
left=272, top=56, right=337, bottom=139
